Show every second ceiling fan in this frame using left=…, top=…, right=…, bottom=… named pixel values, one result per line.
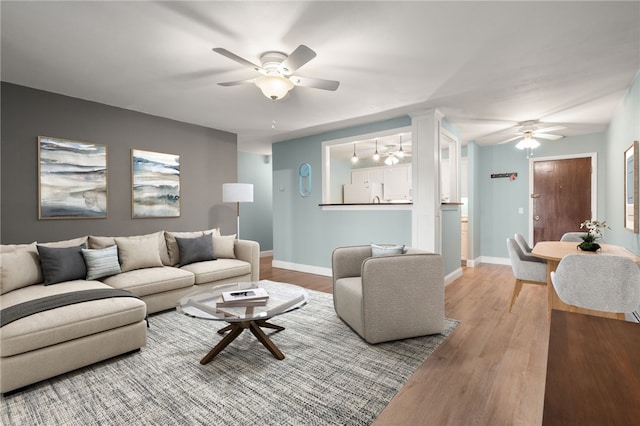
left=213, top=45, right=340, bottom=100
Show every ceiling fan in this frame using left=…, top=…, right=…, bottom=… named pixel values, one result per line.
left=381, top=137, right=411, bottom=165
left=212, top=45, right=340, bottom=100
left=497, top=120, right=567, bottom=145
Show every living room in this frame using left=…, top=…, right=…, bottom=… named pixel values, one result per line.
left=2, top=1, right=639, bottom=424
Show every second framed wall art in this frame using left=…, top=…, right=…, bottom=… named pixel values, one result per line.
left=131, top=149, right=180, bottom=218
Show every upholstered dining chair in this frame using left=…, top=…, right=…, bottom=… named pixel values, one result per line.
left=560, top=232, right=603, bottom=243
left=551, top=254, right=640, bottom=315
left=506, top=238, right=547, bottom=312
left=514, top=233, right=546, bottom=263
left=331, top=245, right=444, bottom=344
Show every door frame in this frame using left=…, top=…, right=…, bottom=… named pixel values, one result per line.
left=528, top=152, right=598, bottom=243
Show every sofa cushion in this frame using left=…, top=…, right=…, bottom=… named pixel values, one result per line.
left=0, top=243, right=43, bottom=294
left=37, top=244, right=87, bottom=285
left=180, top=259, right=251, bottom=284
left=176, top=234, right=215, bottom=266
left=82, top=245, right=122, bottom=280
left=0, top=280, right=147, bottom=357
left=213, top=234, right=236, bottom=259
left=90, top=231, right=171, bottom=266
left=115, top=236, right=164, bottom=272
left=101, top=266, right=194, bottom=297
left=165, top=228, right=220, bottom=266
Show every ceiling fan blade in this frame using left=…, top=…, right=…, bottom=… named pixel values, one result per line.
left=290, top=75, right=340, bottom=91
left=212, top=48, right=262, bottom=72
left=217, top=78, right=255, bottom=87
left=279, top=45, right=316, bottom=74
left=535, top=125, right=567, bottom=134
left=496, top=135, right=522, bottom=145
left=535, top=133, right=564, bottom=140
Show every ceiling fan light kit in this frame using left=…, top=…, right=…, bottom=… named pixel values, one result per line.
left=515, top=131, right=541, bottom=150
left=254, top=74, right=294, bottom=100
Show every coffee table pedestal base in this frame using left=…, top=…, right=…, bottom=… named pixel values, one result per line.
left=200, top=320, right=286, bottom=364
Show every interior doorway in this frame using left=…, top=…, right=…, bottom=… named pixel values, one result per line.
left=530, top=154, right=597, bottom=243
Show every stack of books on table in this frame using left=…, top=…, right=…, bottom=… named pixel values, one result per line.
left=216, top=288, right=270, bottom=307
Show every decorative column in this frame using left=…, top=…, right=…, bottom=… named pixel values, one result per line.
left=409, top=109, right=443, bottom=253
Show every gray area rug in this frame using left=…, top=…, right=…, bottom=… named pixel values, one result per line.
left=1, top=289, right=458, bottom=425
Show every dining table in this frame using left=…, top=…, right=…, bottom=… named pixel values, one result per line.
left=531, top=240, right=640, bottom=321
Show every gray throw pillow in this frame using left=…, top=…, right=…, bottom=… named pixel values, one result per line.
left=176, top=233, right=216, bottom=267
left=371, top=243, right=405, bottom=257
left=37, top=244, right=87, bottom=285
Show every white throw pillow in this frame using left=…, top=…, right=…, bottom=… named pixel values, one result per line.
left=213, top=234, right=236, bottom=259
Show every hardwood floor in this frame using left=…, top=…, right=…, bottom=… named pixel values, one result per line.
left=261, top=257, right=549, bottom=425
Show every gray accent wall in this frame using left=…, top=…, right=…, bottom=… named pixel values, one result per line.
left=1, top=82, right=238, bottom=244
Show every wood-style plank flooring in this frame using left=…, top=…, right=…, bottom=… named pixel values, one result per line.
left=260, top=257, right=549, bottom=425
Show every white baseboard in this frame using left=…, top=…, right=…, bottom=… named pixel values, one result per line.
left=445, top=267, right=463, bottom=286
left=260, top=250, right=273, bottom=258
left=271, top=260, right=333, bottom=277
left=478, top=256, right=510, bottom=266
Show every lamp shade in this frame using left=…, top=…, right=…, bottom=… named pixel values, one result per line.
left=222, top=183, right=254, bottom=203
left=254, top=75, right=294, bottom=100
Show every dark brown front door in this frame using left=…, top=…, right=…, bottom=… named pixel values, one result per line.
left=533, top=157, right=592, bottom=243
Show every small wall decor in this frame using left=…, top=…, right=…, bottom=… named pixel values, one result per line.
left=38, top=136, right=107, bottom=219
left=132, top=149, right=180, bottom=218
left=491, top=172, right=518, bottom=180
left=298, top=162, right=312, bottom=197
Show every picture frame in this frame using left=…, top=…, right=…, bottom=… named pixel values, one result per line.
left=38, top=136, right=107, bottom=219
left=624, top=140, right=639, bottom=233
left=131, top=149, right=180, bottom=218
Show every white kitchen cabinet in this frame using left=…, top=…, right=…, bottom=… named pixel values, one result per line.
left=383, top=164, right=412, bottom=201
left=351, top=168, right=384, bottom=184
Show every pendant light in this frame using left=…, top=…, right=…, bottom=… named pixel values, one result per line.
left=351, top=143, right=359, bottom=163
left=372, top=139, right=380, bottom=162
left=397, top=135, right=405, bottom=159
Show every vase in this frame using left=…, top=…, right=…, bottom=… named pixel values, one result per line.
left=577, top=242, right=600, bottom=252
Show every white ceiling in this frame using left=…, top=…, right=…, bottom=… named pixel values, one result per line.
left=2, top=1, right=639, bottom=155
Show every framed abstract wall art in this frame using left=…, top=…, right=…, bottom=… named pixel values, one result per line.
left=624, top=140, right=639, bottom=233
left=38, top=136, right=107, bottom=219
left=131, top=149, right=180, bottom=218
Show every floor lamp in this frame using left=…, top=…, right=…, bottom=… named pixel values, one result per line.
left=222, top=183, right=254, bottom=239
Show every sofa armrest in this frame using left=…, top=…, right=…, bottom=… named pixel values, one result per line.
left=332, top=245, right=373, bottom=283
left=234, top=239, right=260, bottom=281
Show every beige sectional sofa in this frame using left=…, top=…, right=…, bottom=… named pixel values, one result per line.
left=0, top=229, right=260, bottom=394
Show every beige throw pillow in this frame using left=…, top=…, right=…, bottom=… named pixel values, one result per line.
left=115, top=235, right=164, bottom=272
left=213, top=234, right=236, bottom=259
left=91, top=231, right=170, bottom=266
left=0, top=242, right=43, bottom=294
left=38, top=236, right=88, bottom=248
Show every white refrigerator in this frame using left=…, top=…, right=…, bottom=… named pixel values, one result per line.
left=343, top=183, right=383, bottom=203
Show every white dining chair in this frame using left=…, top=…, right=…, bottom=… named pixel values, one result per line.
left=506, top=238, right=547, bottom=312
left=551, top=254, right=640, bottom=315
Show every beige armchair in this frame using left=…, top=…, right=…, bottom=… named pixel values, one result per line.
left=331, top=245, right=445, bottom=344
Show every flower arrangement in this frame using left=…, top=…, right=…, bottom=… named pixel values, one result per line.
left=578, top=219, right=611, bottom=251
